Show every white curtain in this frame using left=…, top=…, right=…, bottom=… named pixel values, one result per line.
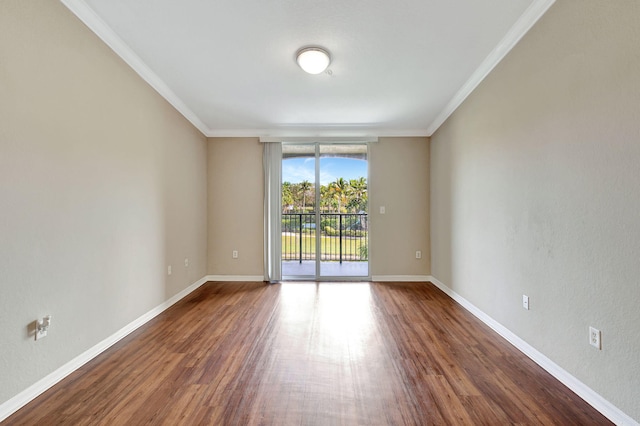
left=263, top=142, right=282, bottom=282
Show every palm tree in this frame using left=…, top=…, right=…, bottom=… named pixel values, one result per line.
left=299, top=180, right=312, bottom=211
left=329, top=178, right=349, bottom=213
left=282, top=181, right=294, bottom=211
left=349, top=177, right=367, bottom=212
left=320, top=184, right=331, bottom=212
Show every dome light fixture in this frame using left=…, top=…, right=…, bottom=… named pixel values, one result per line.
left=296, top=47, right=331, bottom=74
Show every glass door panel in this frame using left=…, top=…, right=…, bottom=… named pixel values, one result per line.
left=281, top=144, right=316, bottom=278
left=319, top=144, right=368, bottom=278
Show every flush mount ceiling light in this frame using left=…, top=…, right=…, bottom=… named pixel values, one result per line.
left=296, top=47, right=331, bottom=74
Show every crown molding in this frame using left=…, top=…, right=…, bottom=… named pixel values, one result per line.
left=206, top=128, right=429, bottom=138
left=425, top=0, right=556, bottom=136
left=60, top=0, right=211, bottom=136
left=61, top=0, right=554, bottom=140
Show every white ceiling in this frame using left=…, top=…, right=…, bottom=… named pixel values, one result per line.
left=62, top=0, right=554, bottom=137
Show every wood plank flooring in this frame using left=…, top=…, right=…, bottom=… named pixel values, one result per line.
left=4, top=282, right=612, bottom=425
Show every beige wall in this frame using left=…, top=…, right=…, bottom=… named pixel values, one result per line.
left=370, top=137, right=430, bottom=278
left=0, top=0, right=207, bottom=406
left=207, top=138, right=264, bottom=277
left=206, top=137, right=430, bottom=279
left=430, top=0, right=640, bottom=420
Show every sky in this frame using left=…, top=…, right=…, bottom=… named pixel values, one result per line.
left=282, top=157, right=367, bottom=185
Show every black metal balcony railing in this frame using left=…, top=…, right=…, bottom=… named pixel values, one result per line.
left=282, top=213, right=368, bottom=263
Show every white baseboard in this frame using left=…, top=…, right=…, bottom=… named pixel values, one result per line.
left=427, top=275, right=638, bottom=426
left=0, top=276, right=210, bottom=423
left=206, top=275, right=265, bottom=282
left=371, top=275, right=431, bottom=282
left=4, top=274, right=634, bottom=425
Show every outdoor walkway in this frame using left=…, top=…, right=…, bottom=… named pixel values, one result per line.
left=282, top=261, right=369, bottom=278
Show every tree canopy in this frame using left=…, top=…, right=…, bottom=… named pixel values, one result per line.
left=282, top=177, right=367, bottom=213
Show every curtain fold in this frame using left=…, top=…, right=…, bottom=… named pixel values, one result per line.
left=263, top=142, right=282, bottom=282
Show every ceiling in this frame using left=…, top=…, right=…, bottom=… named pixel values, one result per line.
left=62, top=0, right=554, bottom=137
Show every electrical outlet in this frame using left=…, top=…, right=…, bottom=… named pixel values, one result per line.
left=167, top=265, right=172, bottom=276
left=232, top=250, right=238, bottom=259
left=35, top=315, right=52, bottom=341
left=184, top=258, right=189, bottom=267
left=415, top=250, right=422, bottom=259
left=589, top=326, right=601, bottom=349
left=379, top=206, right=385, bottom=214
left=522, top=295, right=529, bottom=310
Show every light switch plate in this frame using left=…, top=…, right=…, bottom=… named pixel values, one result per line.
left=589, top=326, right=601, bottom=349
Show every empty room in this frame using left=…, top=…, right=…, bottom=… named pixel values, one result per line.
left=1, top=0, right=638, bottom=424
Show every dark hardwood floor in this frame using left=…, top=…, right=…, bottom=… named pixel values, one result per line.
left=4, top=281, right=611, bottom=425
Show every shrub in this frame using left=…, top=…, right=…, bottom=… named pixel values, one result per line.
left=359, top=245, right=368, bottom=260
left=343, top=229, right=367, bottom=237
left=324, top=226, right=338, bottom=236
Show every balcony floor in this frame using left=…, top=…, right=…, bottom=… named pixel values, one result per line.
left=282, top=260, right=369, bottom=278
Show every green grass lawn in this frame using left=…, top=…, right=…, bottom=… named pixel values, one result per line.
left=282, top=233, right=367, bottom=260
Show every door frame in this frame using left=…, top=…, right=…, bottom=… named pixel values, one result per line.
left=280, top=142, right=371, bottom=281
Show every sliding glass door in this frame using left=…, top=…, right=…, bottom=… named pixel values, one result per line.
left=281, top=143, right=369, bottom=280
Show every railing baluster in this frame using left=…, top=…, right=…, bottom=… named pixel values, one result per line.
left=298, top=213, right=302, bottom=263
left=339, top=214, right=343, bottom=264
